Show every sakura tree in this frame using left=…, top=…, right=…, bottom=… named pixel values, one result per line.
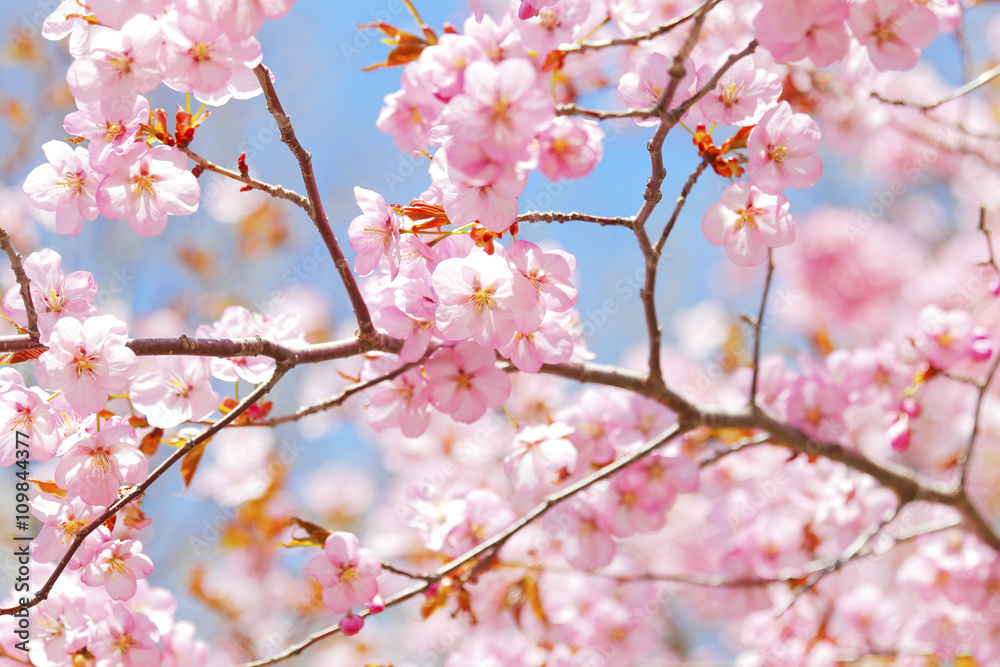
left=3, top=0, right=1000, bottom=664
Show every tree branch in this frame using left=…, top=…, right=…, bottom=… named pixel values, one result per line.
left=0, top=227, right=38, bottom=339
left=252, top=64, right=376, bottom=343
left=179, top=146, right=311, bottom=211
left=871, top=62, right=1000, bottom=111
left=748, top=252, right=774, bottom=410
left=0, top=363, right=291, bottom=617
left=517, top=210, right=635, bottom=228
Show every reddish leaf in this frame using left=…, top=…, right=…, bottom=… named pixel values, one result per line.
left=276, top=518, right=332, bottom=549
left=139, top=427, right=163, bottom=456
left=29, top=479, right=67, bottom=498
left=180, top=442, right=207, bottom=491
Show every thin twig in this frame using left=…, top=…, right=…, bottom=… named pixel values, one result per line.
left=698, top=433, right=772, bottom=467
left=978, top=207, right=1000, bottom=275
left=239, top=422, right=687, bottom=666
left=748, top=252, right=775, bottom=410
left=0, top=228, right=38, bottom=339
left=958, top=340, right=1000, bottom=487
left=252, top=64, right=376, bottom=343
left=775, top=501, right=908, bottom=617
left=560, top=0, right=723, bottom=55
left=179, top=146, right=311, bottom=211
left=0, top=363, right=291, bottom=617
left=517, top=210, right=635, bottom=228
left=871, top=63, right=1000, bottom=111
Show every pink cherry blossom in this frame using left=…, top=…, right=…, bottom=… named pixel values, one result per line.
left=505, top=240, right=578, bottom=312
left=443, top=58, right=553, bottom=163
left=88, top=603, right=160, bottom=665
left=432, top=147, right=528, bottom=233
left=497, top=316, right=574, bottom=372
left=340, top=613, right=364, bottom=636
left=746, top=101, right=823, bottom=194
left=552, top=498, right=616, bottom=570
left=444, top=488, right=515, bottom=555
left=913, top=305, right=993, bottom=370
left=22, top=141, right=101, bottom=236
left=1, top=248, right=97, bottom=344
left=702, top=182, right=794, bottom=267
left=753, top=0, right=850, bottom=67
left=516, top=0, right=559, bottom=21
left=97, top=143, right=201, bottom=237
left=182, top=0, right=297, bottom=40
left=66, top=14, right=164, bottom=105
left=81, top=538, right=155, bottom=601
left=376, top=84, right=445, bottom=154
left=129, top=356, right=220, bottom=428
left=63, top=96, right=151, bottom=171
left=365, top=367, right=432, bottom=438
left=423, top=341, right=511, bottom=423
left=31, top=492, right=112, bottom=568
left=161, top=621, right=209, bottom=667
left=161, top=9, right=263, bottom=104
left=536, top=117, right=605, bottom=181
left=348, top=187, right=401, bottom=279
left=618, top=52, right=695, bottom=127
left=55, top=416, right=148, bottom=506
left=432, top=252, right=537, bottom=348
left=0, top=382, right=57, bottom=465
left=849, top=0, right=939, bottom=71
left=195, top=306, right=303, bottom=383
left=35, top=315, right=139, bottom=416
left=697, top=57, right=782, bottom=127
left=503, top=422, right=578, bottom=495
left=304, top=531, right=382, bottom=614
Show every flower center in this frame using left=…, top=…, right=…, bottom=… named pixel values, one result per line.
left=131, top=169, right=158, bottom=197
left=766, top=144, right=788, bottom=164
left=468, top=287, right=495, bottom=312
left=57, top=172, right=85, bottom=195
left=104, top=121, right=125, bottom=142
left=340, top=565, right=360, bottom=583
left=73, top=347, right=98, bottom=377
left=872, top=20, right=898, bottom=46
left=114, top=632, right=136, bottom=654
left=734, top=204, right=763, bottom=230
left=191, top=42, right=212, bottom=62
left=721, top=82, right=743, bottom=108
left=108, top=54, right=133, bottom=75
left=60, top=517, right=88, bottom=543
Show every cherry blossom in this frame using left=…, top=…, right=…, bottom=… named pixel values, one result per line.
left=55, top=416, right=148, bottom=506
left=503, top=422, right=578, bottom=495
left=129, top=356, right=220, bottom=428
left=304, top=532, right=382, bottom=614
left=849, top=0, right=939, bottom=71
left=1, top=248, right=97, bottom=343
left=66, top=14, right=164, bottom=105
left=81, top=538, right=155, bottom=601
left=618, top=52, right=695, bottom=127
left=182, top=0, right=297, bottom=40
left=423, top=341, right=511, bottom=422
left=697, top=57, right=782, bottom=127
left=96, top=143, right=201, bottom=237
left=22, top=141, right=101, bottom=236
left=746, top=101, right=823, bottom=194
left=432, top=251, right=537, bottom=348
left=63, top=96, right=151, bottom=171
left=702, top=182, right=794, bottom=267
left=34, top=315, right=139, bottom=416
left=0, top=380, right=57, bottom=465
left=88, top=602, right=160, bottom=665
left=348, top=186, right=402, bottom=279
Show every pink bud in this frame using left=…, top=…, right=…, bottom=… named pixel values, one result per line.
left=900, top=397, right=921, bottom=418
left=888, top=415, right=911, bottom=452
left=341, top=613, right=364, bottom=637
left=971, top=328, right=993, bottom=363
left=367, top=595, right=385, bottom=615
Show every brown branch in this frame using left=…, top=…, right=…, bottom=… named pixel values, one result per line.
left=252, top=64, right=376, bottom=344
left=561, top=0, right=722, bottom=55
left=775, top=501, right=907, bottom=617
left=239, top=422, right=687, bottom=666
left=0, top=228, right=38, bottom=339
left=0, top=333, right=398, bottom=362
left=179, top=146, right=310, bottom=211
left=978, top=207, right=1000, bottom=275
left=958, top=341, right=1000, bottom=487
left=0, top=363, right=291, bottom=617
left=748, top=252, right=775, bottom=410
left=871, top=63, right=1000, bottom=111
left=517, top=210, right=635, bottom=228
